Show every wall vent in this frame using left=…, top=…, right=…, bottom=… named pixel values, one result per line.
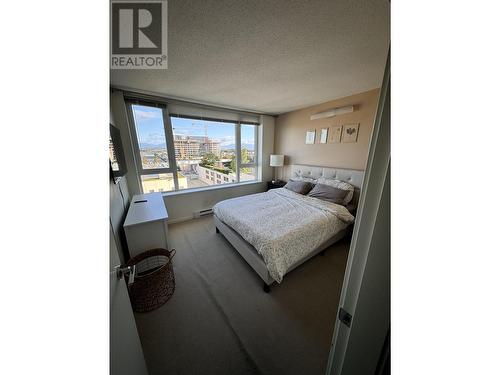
left=194, top=208, right=214, bottom=218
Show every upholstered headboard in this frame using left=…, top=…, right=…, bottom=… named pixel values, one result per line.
left=289, top=164, right=365, bottom=209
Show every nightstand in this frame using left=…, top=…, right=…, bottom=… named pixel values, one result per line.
left=267, top=180, right=286, bottom=190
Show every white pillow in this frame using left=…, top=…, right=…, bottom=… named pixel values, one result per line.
left=290, top=176, right=317, bottom=183
left=290, top=172, right=317, bottom=183
left=316, top=177, right=354, bottom=205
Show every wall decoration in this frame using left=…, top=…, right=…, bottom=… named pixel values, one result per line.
left=320, top=128, right=329, bottom=144
left=330, top=125, right=342, bottom=143
left=341, top=123, right=359, bottom=143
left=305, top=129, right=316, bottom=144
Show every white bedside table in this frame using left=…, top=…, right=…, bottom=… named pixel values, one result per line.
left=124, top=193, right=169, bottom=259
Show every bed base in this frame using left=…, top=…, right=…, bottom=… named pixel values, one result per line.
left=214, top=215, right=349, bottom=292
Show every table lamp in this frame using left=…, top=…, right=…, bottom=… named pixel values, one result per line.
left=270, top=154, right=284, bottom=184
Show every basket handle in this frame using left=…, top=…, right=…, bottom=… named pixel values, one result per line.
left=169, top=249, right=176, bottom=259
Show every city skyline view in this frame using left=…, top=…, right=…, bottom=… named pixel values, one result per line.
left=131, top=104, right=257, bottom=192
left=132, top=105, right=255, bottom=150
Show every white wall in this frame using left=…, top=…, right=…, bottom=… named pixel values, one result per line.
left=163, top=182, right=266, bottom=223
left=259, top=115, right=275, bottom=183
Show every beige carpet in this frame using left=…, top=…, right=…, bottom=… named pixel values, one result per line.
left=134, top=216, right=350, bottom=375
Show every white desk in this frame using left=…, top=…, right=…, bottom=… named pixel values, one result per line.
left=124, top=193, right=169, bottom=259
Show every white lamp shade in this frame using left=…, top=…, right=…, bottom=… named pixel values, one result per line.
left=270, top=154, right=284, bottom=167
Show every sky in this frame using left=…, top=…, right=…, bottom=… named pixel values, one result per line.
left=132, top=104, right=255, bottom=148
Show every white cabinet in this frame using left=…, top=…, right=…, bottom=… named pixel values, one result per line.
left=124, top=193, right=169, bottom=259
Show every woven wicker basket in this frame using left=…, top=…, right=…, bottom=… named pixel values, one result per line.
left=125, top=248, right=176, bottom=313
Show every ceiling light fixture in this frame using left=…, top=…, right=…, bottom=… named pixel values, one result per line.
left=310, top=105, right=354, bottom=120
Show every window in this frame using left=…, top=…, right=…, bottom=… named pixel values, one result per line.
left=126, top=99, right=260, bottom=193
left=170, top=116, right=241, bottom=189
left=131, top=105, right=169, bottom=169
left=239, top=124, right=258, bottom=182
left=127, top=102, right=177, bottom=193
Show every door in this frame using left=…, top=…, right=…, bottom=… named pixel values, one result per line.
left=110, top=225, right=148, bottom=375
left=326, top=49, right=390, bottom=375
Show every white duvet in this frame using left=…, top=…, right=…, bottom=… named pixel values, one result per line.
left=213, top=188, right=355, bottom=283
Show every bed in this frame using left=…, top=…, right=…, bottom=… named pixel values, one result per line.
left=213, top=165, right=364, bottom=292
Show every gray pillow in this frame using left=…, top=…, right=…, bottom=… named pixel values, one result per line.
left=307, top=183, right=349, bottom=204
left=284, top=180, right=314, bottom=195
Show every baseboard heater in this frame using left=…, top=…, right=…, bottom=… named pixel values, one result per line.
left=194, top=208, right=214, bottom=218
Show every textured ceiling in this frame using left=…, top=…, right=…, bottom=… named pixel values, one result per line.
left=111, top=0, right=390, bottom=114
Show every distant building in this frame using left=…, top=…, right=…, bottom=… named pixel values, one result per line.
left=203, top=140, right=220, bottom=156
left=141, top=173, right=188, bottom=193
left=139, top=150, right=169, bottom=169
left=197, top=165, right=236, bottom=185
left=174, top=135, right=221, bottom=159
left=174, top=138, right=201, bottom=159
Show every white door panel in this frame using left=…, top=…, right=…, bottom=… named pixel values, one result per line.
left=110, top=225, right=148, bottom=375
left=326, top=50, right=390, bottom=375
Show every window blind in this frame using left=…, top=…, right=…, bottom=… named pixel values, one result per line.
left=120, top=89, right=261, bottom=125
left=167, top=102, right=260, bottom=125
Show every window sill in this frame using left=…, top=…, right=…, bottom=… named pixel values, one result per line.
left=161, top=180, right=264, bottom=197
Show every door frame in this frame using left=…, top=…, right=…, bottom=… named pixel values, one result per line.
left=325, top=49, right=391, bottom=375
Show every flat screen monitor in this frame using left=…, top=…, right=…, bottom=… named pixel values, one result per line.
left=109, top=123, right=127, bottom=183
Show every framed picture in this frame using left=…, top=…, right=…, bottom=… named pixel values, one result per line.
left=330, top=125, right=342, bottom=143
left=305, top=129, right=316, bottom=144
left=320, top=128, right=329, bottom=144
left=342, top=123, right=359, bottom=143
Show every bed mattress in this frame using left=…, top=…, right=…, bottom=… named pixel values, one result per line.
left=213, top=188, right=355, bottom=283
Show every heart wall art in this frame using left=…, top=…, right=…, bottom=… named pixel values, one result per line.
left=342, top=123, right=359, bottom=143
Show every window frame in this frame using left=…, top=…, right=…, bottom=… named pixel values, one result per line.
left=125, top=100, right=180, bottom=192
left=125, top=99, right=260, bottom=194
left=238, top=123, right=259, bottom=183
